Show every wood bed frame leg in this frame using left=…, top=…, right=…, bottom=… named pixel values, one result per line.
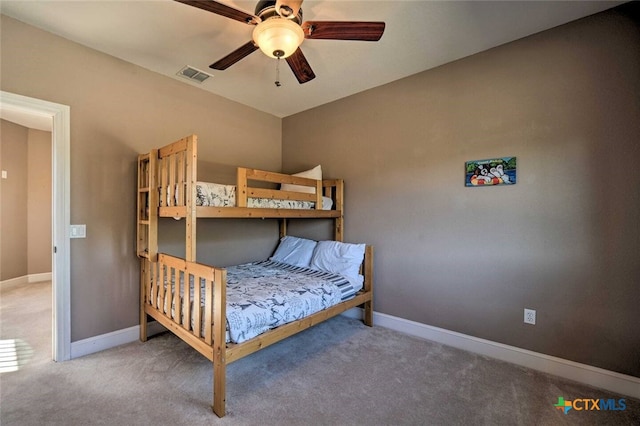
left=140, top=314, right=148, bottom=342
left=212, top=358, right=226, bottom=417
left=140, top=258, right=148, bottom=342
left=363, top=245, right=374, bottom=327
left=364, top=300, right=373, bottom=327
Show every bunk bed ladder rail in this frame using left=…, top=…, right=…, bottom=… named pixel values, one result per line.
left=137, top=150, right=158, bottom=261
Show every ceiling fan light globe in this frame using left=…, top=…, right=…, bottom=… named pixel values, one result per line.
left=252, top=18, right=304, bottom=59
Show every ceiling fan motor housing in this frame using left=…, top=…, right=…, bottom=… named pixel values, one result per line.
left=255, top=0, right=302, bottom=23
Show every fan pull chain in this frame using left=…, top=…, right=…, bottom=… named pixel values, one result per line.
left=275, top=57, right=282, bottom=87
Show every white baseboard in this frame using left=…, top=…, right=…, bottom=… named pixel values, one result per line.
left=70, top=321, right=166, bottom=359
left=0, top=272, right=52, bottom=288
left=0, top=276, right=28, bottom=287
left=342, top=308, right=640, bottom=400
left=29, top=272, right=52, bottom=283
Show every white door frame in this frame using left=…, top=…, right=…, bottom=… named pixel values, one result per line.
left=0, top=91, right=71, bottom=361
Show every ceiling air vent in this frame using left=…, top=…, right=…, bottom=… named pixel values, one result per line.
left=177, top=66, right=212, bottom=83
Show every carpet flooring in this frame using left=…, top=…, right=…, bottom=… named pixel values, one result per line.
left=1, top=281, right=638, bottom=425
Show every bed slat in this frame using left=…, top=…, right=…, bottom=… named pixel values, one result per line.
left=160, top=156, right=169, bottom=207
left=177, top=151, right=186, bottom=207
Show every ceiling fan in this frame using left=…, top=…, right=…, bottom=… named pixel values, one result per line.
left=175, top=0, right=386, bottom=84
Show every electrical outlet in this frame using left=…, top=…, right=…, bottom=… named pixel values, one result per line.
left=524, top=308, right=536, bottom=325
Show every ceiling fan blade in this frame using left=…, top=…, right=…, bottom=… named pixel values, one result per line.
left=210, top=41, right=259, bottom=70
left=302, top=21, right=385, bottom=41
left=285, top=48, right=316, bottom=84
left=174, top=0, right=258, bottom=25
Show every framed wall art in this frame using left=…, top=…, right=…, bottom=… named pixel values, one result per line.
left=465, top=157, right=516, bottom=187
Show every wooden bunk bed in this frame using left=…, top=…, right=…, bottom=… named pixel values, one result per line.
left=136, top=134, right=373, bottom=417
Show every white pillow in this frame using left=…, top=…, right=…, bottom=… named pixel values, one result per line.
left=280, top=165, right=322, bottom=194
left=270, top=236, right=317, bottom=268
left=310, top=240, right=365, bottom=280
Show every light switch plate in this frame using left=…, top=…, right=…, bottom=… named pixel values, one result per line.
left=1, top=170, right=7, bottom=179
left=70, top=224, right=86, bottom=238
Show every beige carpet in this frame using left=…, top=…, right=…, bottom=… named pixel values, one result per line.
left=1, top=281, right=638, bottom=425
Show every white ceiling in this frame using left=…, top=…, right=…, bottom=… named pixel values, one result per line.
left=0, top=0, right=623, bottom=118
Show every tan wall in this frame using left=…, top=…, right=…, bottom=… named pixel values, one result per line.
left=0, top=120, right=29, bottom=280
left=27, top=129, right=52, bottom=275
left=1, top=15, right=282, bottom=341
left=0, top=124, right=52, bottom=280
left=283, top=5, right=640, bottom=377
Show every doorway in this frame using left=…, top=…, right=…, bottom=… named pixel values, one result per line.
left=0, top=91, right=70, bottom=361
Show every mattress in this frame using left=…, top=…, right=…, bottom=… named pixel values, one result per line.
left=160, top=260, right=355, bottom=344
left=225, top=260, right=355, bottom=343
left=196, top=181, right=333, bottom=210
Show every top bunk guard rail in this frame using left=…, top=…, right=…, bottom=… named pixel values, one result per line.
left=153, top=135, right=343, bottom=220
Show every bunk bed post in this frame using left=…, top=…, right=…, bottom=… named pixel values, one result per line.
left=279, top=219, right=288, bottom=238
left=335, top=179, right=344, bottom=242
left=237, top=167, right=248, bottom=208
left=148, top=149, right=158, bottom=261
left=314, top=180, right=322, bottom=210
left=212, top=269, right=227, bottom=417
left=185, top=135, right=197, bottom=262
left=363, top=245, right=374, bottom=326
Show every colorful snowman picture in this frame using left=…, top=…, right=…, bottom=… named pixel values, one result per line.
left=465, top=157, right=516, bottom=187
